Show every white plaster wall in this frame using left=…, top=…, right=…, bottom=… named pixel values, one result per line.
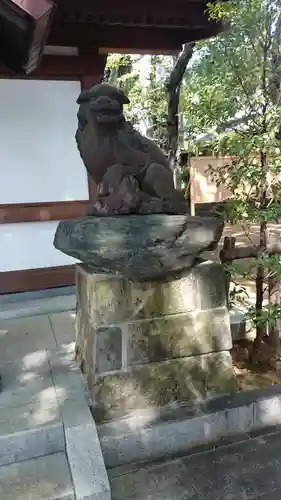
left=0, top=222, right=77, bottom=271
left=0, top=79, right=88, bottom=204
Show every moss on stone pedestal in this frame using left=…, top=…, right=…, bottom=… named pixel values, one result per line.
left=75, top=262, right=236, bottom=423
left=93, top=352, right=236, bottom=422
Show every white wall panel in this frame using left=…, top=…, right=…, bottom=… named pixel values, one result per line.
left=0, top=222, right=77, bottom=271
left=0, top=79, right=88, bottom=204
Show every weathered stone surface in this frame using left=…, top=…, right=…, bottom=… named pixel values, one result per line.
left=76, top=267, right=130, bottom=324
left=93, top=352, right=236, bottom=422
left=77, top=303, right=124, bottom=377
left=75, top=83, right=188, bottom=215
left=76, top=304, right=232, bottom=377
left=129, top=276, right=197, bottom=318
left=0, top=422, right=64, bottom=467
left=109, top=431, right=281, bottom=500
left=75, top=307, right=94, bottom=378
left=96, top=326, right=123, bottom=374
left=65, top=424, right=111, bottom=500
left=75, top=260, right=227, bottom=325
left=75, top=265, right=234, bottom=423
left=54, top=214, right=224, bottom=282
left=0, top=453, right=74, bottom=500
left=99, top=410, right=229, bottom=470
left=193, top=260, right=226, bottom=310
left=127, top=308, right=232, bottom=367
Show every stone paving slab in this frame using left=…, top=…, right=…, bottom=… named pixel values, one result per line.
left=255, top=492, right=281, bottom=499
left=0, top=311, right=77, bottom=364
left=0, top=452, right=74, bottom=500
left=0, top=357, right=56, bottom=409
left=0, top=398, right=60, bottom=434
left=0, top=353, right=64, bottom=467
left=0, top=421, right=64, bottom=467
left=49, top=311, right=76, bottom=347
left=109, top=430, right=281, bottom=500
left=0, top=334, right=110, bottom=499
left=0, top=315, right=57, bottom=362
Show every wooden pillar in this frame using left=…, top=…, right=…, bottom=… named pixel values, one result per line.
left=80, top=52, right=108, bottom=200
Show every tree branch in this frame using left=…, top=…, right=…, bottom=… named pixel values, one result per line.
left=165, top=43, right=195, bottom=170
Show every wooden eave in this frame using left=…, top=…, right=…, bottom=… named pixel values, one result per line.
left=47, top=0, right=224, bottom=52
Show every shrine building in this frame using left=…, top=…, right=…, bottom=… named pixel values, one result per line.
left=0, top=0, right=224, bottom=295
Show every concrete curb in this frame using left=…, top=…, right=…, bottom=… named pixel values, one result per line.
left=98, top=383, right=281, bottom=469
left=49, top=346, right=111, bottom=500
left=0, top=294, right=76, bottom=320
left=65, top=425, right=111, bottom=500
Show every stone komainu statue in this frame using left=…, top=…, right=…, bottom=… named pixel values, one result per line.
left=75, top=83, right=188, bottom=215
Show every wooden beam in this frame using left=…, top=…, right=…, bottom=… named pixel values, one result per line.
left=48, top=24, right=216, bottom=52
left=0, top=55, right=99, bottom=79
left=80, top=65, right=107, bottom=200
left=220, top=242, right=281, bottom=262
left=54, top=0, right=207, bottom=9
left=0, top=200, right=91, bottom=224
left=0, top=265, right=75, bottom=294
left=54, top=0, right=211, bottom=27
left=99, top=47, right=179, bottom=56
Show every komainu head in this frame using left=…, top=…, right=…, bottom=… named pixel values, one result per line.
left=75, top=83, right=132, bottom=183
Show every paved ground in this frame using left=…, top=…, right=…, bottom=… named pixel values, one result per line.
left=0, top=309, right=78, bottom=499
left=2, top=300, right=281, bottom=499
left=0, top=287, right=75, bottom=321
left=0, top=310, right=76, bottom=364
left=109, top=429, right=281, bottom=500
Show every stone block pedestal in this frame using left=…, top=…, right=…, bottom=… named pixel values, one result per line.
left=75, top=261, right=236, bottom=423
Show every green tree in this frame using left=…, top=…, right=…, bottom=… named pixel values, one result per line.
left=143, top=55, right=172, bottom=150
left=105, top=53, right=180, bottom=148
left=105, top=53, right=146, bottom=125
left=105, top=52, right=194, bottom=171
left=185, top=0, right=281, bottom=365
